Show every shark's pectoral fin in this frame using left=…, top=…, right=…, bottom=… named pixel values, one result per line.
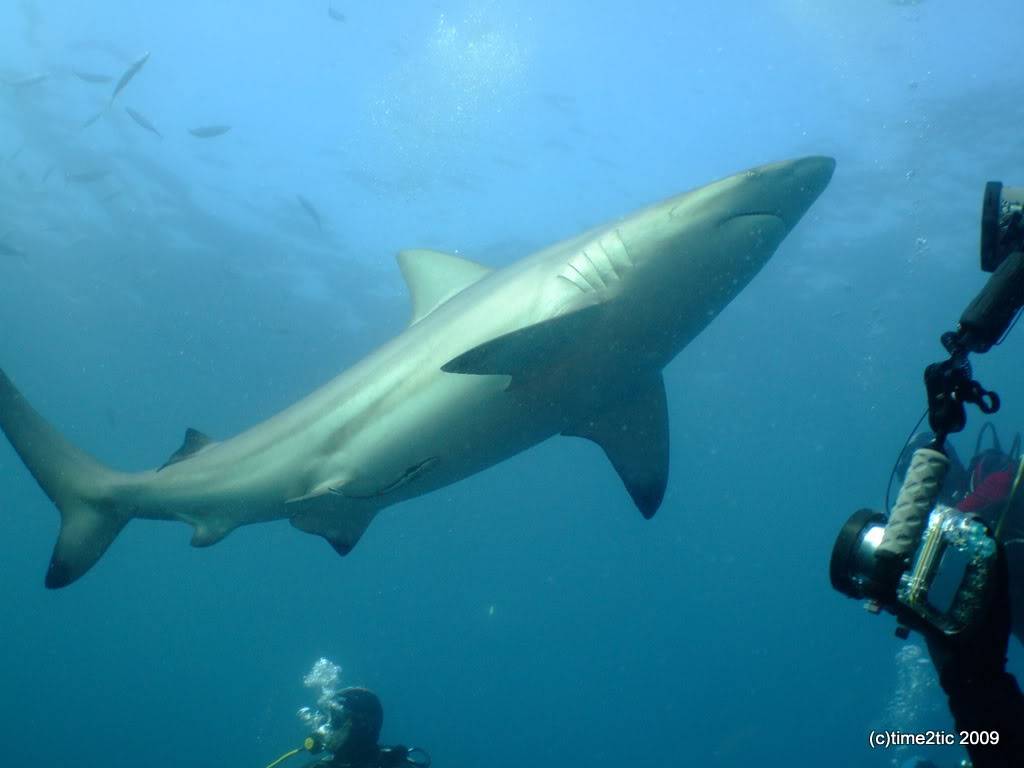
left=442, top=304, right=603, bottom=378
left=397, top=249, right=492, bottom=325
left=158, top=427, right=215, bottom=471
left=564, top=375, right=669, bottom=519
left=290, top=505, right=378, bottom=556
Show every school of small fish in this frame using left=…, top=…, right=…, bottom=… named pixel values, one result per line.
left=0, top=7, right=352, bottom=244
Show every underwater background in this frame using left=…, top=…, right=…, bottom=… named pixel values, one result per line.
left=1, top=2, right=1022, bottom=767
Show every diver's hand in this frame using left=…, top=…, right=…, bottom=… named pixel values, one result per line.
left=916, top=543, right=1024, bottom=767
left=921, top=543, right=1011, bottom=691
left=377, top=746, right=409, bottom=768
left=377, top=746, right=430, bottom=768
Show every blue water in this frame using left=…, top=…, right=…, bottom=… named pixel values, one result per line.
left=1, top=2, right=1022, bottom=767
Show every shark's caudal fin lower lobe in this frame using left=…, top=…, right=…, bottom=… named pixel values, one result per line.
left=0, top=369, right=127, bottom=588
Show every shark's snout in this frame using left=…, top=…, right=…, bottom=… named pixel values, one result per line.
left=734, top=155, right=835, bottom=228
left=620, top=155, right=836, bottom=269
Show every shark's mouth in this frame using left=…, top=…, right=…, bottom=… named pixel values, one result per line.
left=714, top=212, right=789, bottom=258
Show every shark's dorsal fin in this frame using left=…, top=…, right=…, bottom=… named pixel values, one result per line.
left=441, top=304, right=603, bottom=378
left=397, top=249, right=491, bottom=325
left=564, top=375, right=669, bottom=519
left=158, top=427, right=214, bottom=471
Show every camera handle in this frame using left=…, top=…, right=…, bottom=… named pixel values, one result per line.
left=924, top=352, right=998, bottom=447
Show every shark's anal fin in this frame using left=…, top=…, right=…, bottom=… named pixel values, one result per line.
left=158, top=427, right=214, bottom=471
left=442, top=304, right=603, bottom=378
left=564, top=375, right=669, bottom=519
left=397, top=249, right=491, bottom=325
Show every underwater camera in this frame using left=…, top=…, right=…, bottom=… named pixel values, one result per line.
left=830, top=447, right=999, bottom=636
left=960, top=181, right=1024, bottom=354
left=981, top=181, right=1024, bottom=273
left=831, top=180, right=1024, bottom=638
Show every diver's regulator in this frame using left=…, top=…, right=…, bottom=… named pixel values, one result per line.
left=830, top=181, right=1024, bottom=638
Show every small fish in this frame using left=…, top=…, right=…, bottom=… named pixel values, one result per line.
left=100, top=190, right=123, bottom=204
left=41, top=164, right=55, bottom=183
left=81, top=110, right=104, bottom=129
left=125, top=106, right=162, bottom=138
left=110, top=51, right=150, bottom=105
left=6, top=144, right=25, bottom=164
left=188, top=124, right=231, bottom=138
left=2, top=73, right=48, bottom=88
left=73, top=69, right=113, bottom=84
left=0, top=238, right=24, bottom=258
left=65, top=169, right=110, bottom=184
left=328, top=6, right=346, bottom=21
left=296, top=194, right=323, bottom=231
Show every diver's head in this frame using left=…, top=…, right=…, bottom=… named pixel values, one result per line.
left=896, top=432, right=968, bottom=504
left=323, top=687, right=383, bottom=758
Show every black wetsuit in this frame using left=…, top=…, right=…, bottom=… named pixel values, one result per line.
left=940, top=668, right=1024, bottom=768
left=928, top=547, right=1024, bottom=767
left=311, top=745, right=412, bottom=768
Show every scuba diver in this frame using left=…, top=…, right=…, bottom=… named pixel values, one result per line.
left=907, top=430, right=1024, bottom=767
left=264, top=661, right=430, bottom=768
left=830, top=180, right=1024, bottom=767
left=896, top=426, right=1024, bottom=646
left=835, top=427, right=1024, bottom=767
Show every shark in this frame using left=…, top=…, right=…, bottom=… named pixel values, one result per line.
left=0, top=156, right=835, bottom=588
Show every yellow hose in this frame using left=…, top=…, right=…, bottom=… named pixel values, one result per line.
left=263, top=747, right=303, bottom=768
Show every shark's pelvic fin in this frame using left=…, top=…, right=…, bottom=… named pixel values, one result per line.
left=158, top=427, right=214, bottom=471
left=397, top=249, right=491, bottom=325
left=441, top=304, right=603, bottom=378
left=290, top=503, right=378, bottom=556
left=564, top=375, right=669, bottom=519
left=190, top=521, right=235, bottom=547
left=0, top=369, right=128, bottom=587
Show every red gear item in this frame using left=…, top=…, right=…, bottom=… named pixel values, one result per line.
left=957, top=469, right=1014, bottom=514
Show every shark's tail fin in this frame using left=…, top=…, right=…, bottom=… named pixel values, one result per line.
left=0, top=369, right=128, bottom=588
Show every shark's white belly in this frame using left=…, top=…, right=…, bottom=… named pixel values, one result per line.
left=129, top=278, right=583, bottom=523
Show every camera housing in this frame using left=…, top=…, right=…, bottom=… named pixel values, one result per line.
left=830, top=509, right=888, bottom=602
left=830, top=505, right=996, bottom=635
